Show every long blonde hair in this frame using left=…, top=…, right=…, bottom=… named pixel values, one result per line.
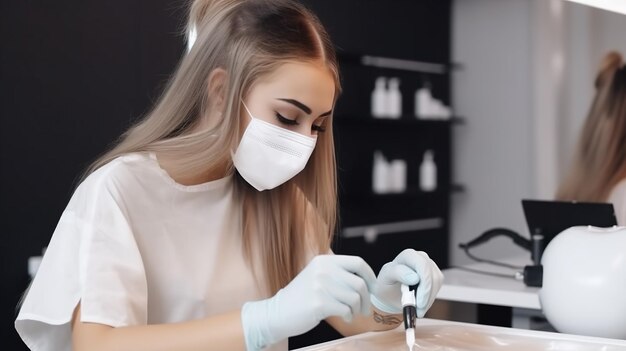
left=557, top=51, right=626, bottom=202
left=84, top=0, right=341, bottom=294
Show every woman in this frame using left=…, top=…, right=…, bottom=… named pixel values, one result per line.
left=15, top=1, right=443, bottom=350
left=557, top=51, right=626, bottom=225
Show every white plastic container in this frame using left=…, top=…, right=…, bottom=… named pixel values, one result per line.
left=389, top=159, right=407, bottom=193
left=371, top=77, right=388, bottom=118
left=540, top=225, right=626, bottom=339
left=372, top=151, right=390, bottom=194
left=419, top=150, right=437, bottom=192
left=415, top=86, right=432, bottom=118
left=387, top=77, right=402, bottom=119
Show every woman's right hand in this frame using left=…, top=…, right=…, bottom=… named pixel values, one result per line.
left=241, top=255, right=377, bottom=351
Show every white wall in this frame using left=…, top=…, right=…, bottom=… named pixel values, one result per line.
left=450, top=0, right=536, bottom=266
left=450, top=0, right=626, bottom=266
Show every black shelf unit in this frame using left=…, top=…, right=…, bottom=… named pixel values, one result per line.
left=336, top=52, right=462, bottom=74
left=333, top=111, right=452, bottom=265
left=295, top=0, right=454, bottom=348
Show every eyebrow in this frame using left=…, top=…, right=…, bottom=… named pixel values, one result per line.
left=277, top=98, right=332, bottom=117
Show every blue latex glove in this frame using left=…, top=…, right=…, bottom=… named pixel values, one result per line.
left=371, top=249, right=443, bottom=317
left=241, top=255, right=377, bottom=351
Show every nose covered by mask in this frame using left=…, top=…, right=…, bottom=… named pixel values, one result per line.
left=232, top=103, right=317, bottom=191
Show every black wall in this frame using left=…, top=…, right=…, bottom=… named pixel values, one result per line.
left=1, top=1, right=450, bottom=349
left=1, top=1, right=188, bottom=348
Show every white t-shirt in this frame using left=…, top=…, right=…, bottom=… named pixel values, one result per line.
left=608, top=178, right=626, bottom=226
left=15, top=152, right=287, bottom=351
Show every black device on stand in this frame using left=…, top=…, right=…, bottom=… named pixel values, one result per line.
left=459, top=199, right=618, bottom=287
left=521, top=199, right=617, bottom=251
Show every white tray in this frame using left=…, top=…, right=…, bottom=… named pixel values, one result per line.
left=294, top=318, right=626, bottom=350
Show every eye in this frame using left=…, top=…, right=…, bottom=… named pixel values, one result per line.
left=312, top=124, right=326, bottom=133
left=312, top=117, right=328, bottom=133
left=275, top=112, right=299, bottom=126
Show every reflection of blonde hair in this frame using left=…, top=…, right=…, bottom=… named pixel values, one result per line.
left=84, top=0, right=341, bottom=294
left=557, top=51, right=626, bottom=202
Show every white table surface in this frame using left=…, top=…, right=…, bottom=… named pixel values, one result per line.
left=294, top=318, right=626, bottom=350
left=437, top=255, right=541, bottom=310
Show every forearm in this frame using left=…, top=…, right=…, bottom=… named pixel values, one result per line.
left=72, top=304, right=246, bottom=351
left=326, top=307, right=402, bottom=337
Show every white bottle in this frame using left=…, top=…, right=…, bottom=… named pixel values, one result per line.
left=415, top=85, right=433, bottom=119
left=390, top=159, right=407, bottom=193
left=373, top=151, right=390, bottom=194
left=371, top=77, right=388, bottom=118
left=419, top=150, right=437, bottom=192
left=387, top=77, right=402, bottom=119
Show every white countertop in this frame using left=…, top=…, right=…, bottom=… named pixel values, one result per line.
left=294, top=318, right=626, bottom=350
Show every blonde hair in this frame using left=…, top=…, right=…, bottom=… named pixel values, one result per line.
left=557, top=51, right=626, bottom=202
left=84, top=0, right=341, bottom=294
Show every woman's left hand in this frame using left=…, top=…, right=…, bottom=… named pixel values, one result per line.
left=370, top=249, right=444, bottom=317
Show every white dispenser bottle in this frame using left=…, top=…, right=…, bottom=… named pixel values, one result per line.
left=388, top=77, right=402, bottom=119
left=371, top=77, right=388, bottom=118
left=415, top=84, right=433, bottom=119
left=419, top=150, right=437, bottom=192
left=390, top=159, right=407, bottom=193
left=373, top=151, right=390, bottom=194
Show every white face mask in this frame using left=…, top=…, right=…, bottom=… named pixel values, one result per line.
left=232, top=102, right=317, bottom=191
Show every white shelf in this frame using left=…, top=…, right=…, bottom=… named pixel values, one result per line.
left=437, top=255, right=541, bottom=310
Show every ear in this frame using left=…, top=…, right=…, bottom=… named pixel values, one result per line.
left=207, top=68, right=228, bottom=113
